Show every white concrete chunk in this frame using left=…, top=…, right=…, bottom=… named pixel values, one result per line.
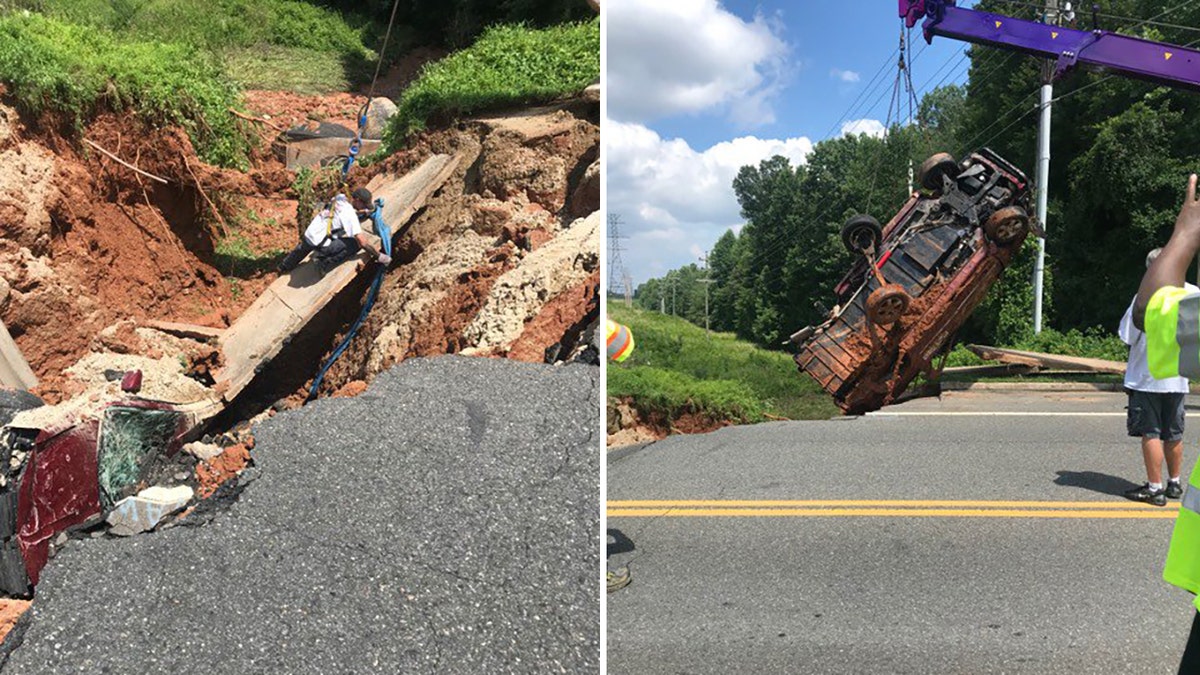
left=106, top=485, right=193, bottom=536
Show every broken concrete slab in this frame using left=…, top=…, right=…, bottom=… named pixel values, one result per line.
left=365, top=152, right=463, bottom=237
left=106, top=485, right=193, bottom=536
left=0, top=319, right=36, bottom=391
left=966, top=345, right=1125, bottom=374
left=284, top=137, right=382, bottom=171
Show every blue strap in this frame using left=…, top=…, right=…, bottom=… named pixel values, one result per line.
left=306, top=198, right=391, bottom=402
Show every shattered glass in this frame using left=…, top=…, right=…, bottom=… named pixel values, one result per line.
left=97, top=406, right=183, bottom=509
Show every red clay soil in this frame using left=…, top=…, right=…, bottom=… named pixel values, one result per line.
left=241, top=90, right=363, bottom=135
left=406, top=246, right=517, bottom=358
left=332, top=380, right=368, bottom=398
left=507, top=270, right=599, bottom=363
left=0, top=95, right=345, bottom=401
left=195, top=440, right=252, bottom=498
left=9, top=116, right=238, bottom=401
left=0, top=599, right=30, bottom=643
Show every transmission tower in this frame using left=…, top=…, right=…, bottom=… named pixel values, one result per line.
left=608, top=213, right=628, bottom=297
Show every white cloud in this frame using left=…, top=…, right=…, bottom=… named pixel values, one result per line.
left=830, top=68, right=861, bottom=83
left=606, top=118, right=814, bottom=284
left=840, top=118, right=886, bottom=138
left=607, top=0, right=789, bottom=126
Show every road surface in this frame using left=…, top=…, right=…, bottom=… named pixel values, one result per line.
left=3, top=356, right=600, bottom=673
left=607, top=390, right=1199, bottom=674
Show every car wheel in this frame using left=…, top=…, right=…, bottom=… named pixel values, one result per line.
left=866, top=284, right=911, bottom=326
left=983, top=205, right=1029, bottom=245
left=841, top=214, right=882, bottom=255
left=918, top=153, right=958, bottom=193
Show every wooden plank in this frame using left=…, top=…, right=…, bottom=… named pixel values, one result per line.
left=966, top=344, right=1126, bottom=374
left=942, top=363, right=1037, bottom=377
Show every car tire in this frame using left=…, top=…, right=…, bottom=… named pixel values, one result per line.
left=983, top=205, right=1029, bottom=245
left=841, top=214, right=882, bottom=254
left=866, top=284, right=911, bottom=326
left=918, top=152, right=959, bottom=193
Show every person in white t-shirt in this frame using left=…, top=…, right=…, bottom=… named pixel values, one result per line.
left=1121, top=247, right=1195, bottom=506
left=277, top=187, right=392, bottom=276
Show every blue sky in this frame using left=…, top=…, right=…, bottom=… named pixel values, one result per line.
left=606, top=0, right=977, bottom=286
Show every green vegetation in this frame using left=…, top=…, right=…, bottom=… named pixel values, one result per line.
left=0, top=0, right=380, bottom=165
left=607, top=305, right=840, bottom=425
left=321, top=0, right=593, bottom=49
left=213, top=232, right=284, bottom=277
left=0, top=13, right=249, bottom=165
left=222, top=46, right=352, bottom=95
left=384, top=20, right=599, bottom=149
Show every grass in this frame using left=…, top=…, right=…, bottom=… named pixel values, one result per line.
left=607, top=305, right=840, bottom=426
left=222, top=45, right=351, bottom=95
left=213, top=230, right=285, bottom=278
left=0, top=12, right=251, bottom=165
left=0, top=0, right=381, bottom=166
left=383, top=20, right=600, bottom=149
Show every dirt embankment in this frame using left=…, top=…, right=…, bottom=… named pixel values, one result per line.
left=606, top=397, right=730, bottom=447
left=0, top=85, right=598, bottom=407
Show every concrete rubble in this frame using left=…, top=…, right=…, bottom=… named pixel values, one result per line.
left=105, top=485, right=193, bottom=537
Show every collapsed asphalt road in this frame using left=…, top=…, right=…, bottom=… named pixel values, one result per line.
left=1, top=356, right=599, bottom=673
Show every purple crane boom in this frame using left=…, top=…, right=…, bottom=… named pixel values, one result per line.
left=900, top=0, right=1200, bottom=92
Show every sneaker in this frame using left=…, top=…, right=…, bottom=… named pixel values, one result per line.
left=1167, top=481, right=1184, bottom=499
left=1124, top=483, right=1167, bottom=507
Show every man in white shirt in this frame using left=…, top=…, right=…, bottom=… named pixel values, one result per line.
left=1121, top=247, right=1194, bottom=506
left=277, top=187, right=392, bottom=276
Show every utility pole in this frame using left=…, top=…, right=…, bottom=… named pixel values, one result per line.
left=670, top=275, right=677, bottom=315
left=699, top=251, right=714, bottom=338
left=1032, top=0, right=1058, bottom=334
left=607, top=213, right=628, bottom=298
left=660, top=290, right=666, bottom=314
left=623, top=272, right=634, bottom=308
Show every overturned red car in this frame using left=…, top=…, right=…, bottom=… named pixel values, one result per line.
left=789, top=148, right=1037, bottom=414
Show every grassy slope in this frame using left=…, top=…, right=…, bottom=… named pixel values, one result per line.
left=0, top=1, right=377, bottom=165
left=383, top=20, right=600, bottom=149
left=607, top=304, right=840, bottom=424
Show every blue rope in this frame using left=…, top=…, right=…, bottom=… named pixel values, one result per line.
left=306, top=198, right=391, bottom=402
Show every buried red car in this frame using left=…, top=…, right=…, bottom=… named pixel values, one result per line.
left=789, top=148, right=1038, bottom=414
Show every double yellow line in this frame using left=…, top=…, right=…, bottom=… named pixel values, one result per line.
left=607, top=499, right=1180, bottom=519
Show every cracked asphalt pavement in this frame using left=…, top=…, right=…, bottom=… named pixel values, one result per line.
left=2, top=356, right=600, bottom=673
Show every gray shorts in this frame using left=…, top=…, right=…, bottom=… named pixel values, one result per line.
left=1127, top=390, right=1186, bottom=441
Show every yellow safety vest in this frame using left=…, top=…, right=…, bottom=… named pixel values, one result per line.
left=1147, top=285, right=1200, bottom=607
left=606, top=320, right=634, bottom=362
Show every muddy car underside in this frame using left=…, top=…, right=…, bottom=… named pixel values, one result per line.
left=791, top=148, right=1036, bottom=415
